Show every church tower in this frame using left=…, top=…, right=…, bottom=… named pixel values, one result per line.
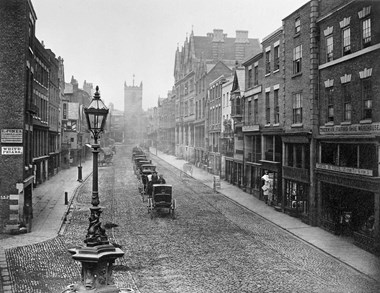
left=124, top=78, right=143, bottom=143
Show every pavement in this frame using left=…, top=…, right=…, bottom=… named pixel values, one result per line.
left=0, top=146, right=379, bottom=293
left=148, top=147, right=380, bottom=283
left=0, top=160, right=93, bottom=292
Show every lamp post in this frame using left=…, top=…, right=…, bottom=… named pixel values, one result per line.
left=68, top=86, right=124, bottom=292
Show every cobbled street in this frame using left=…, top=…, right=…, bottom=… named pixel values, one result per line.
left=5, top=145, right=380, bottom=293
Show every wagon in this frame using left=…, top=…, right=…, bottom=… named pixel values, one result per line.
left=148, top=184, right=175, bottom=219
left=140, top=163, right=156, bottom=173
left=136, top=160, right=151, bottom=177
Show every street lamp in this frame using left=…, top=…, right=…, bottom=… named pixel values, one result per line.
left=68, top=86, right=124, bottom=292
left=84, top=86, right=109, bottom=209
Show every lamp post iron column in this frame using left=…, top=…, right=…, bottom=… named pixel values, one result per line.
left=68, top=86, right=124, bottom=292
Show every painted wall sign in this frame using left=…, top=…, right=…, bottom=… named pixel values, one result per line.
left=1, top=129, right=23, bottom=143
left=1, top=146, right=23, bottom=155
left=319, top=122, right=380, bottom=135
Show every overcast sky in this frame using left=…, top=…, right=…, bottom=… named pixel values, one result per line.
left=33, top=0, right=307, bottom=111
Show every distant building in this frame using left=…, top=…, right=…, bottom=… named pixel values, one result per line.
left=62, top=76, right=92, bottom=167
left=108, top=103, right=124, bottom=144
left=174, top=29, right=261, bottom=164
left=124, top=80, right=143, bottom=143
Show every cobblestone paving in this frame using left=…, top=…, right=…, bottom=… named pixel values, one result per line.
left=4, top=145, right=380, bottom=293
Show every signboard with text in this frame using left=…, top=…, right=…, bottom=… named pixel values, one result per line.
left=1, top=129, right=23, bottom=143
left=1, top=146, right=23, bottom=155
left=319, top=122, right=380, bottom=135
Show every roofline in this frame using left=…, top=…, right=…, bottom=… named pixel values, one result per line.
left=282, top=1, right=311, bottom=21
left=262, top=26, right=283, bottom=43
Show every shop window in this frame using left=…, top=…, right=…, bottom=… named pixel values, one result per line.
left=321, top=143, right=337, bottom=165
left=359, top=144, right=376, bottom=170
left=339, top=144, right=357, bottom=168
left=284, top=180, right=308, bottom=215
left=287, top=144, right=294, bottom=166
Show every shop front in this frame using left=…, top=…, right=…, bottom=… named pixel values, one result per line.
left=225, top=158, right=234, bottom=184
left=317, top=171, right=379, bottom=254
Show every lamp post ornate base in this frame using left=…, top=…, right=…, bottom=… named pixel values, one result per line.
left=85, top=207, right=109, bottom=247
left=68, top=244, right=124, bottom=292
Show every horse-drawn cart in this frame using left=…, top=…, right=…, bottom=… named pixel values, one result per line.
left=148, top=184, right=175, bottom=219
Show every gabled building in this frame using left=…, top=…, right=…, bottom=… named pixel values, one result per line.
left=229, top=66, right=246, bottom=187
left=174, top=29, right=261, bottom=164
left=220, top=75, right=234, bottom=179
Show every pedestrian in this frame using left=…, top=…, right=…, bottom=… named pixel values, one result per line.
left=148, top=171, right=159, bottom=196
left=158, top=174, right=166, bottom=184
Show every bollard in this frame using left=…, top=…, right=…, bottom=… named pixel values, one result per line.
left=77, top=165, right=83, bottom=182
left=64, top=192, right=68, bottom=205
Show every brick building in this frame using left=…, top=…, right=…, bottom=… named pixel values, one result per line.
left=0, top=0, right=63, bottom=233
left=62, top=77, right=92, bottom=167
left=316, top=0, right=380, bottom=253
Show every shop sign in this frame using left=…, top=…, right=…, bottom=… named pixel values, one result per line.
left=242, top=125, right=260, bottom=132
left=1, top=146, right=23, bottom=155
left=1, top=129, right=23, bottom=143
left=319, top=122, right=380, bottom=135
left=316, top=163, right=373, bottom=176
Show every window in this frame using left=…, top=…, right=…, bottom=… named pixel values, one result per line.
left=326, top=87, right=334, bottom=123
left=342, top=84, right=351, bottom=121
left=265, top=51, right=271, bottom=74
left=274, top=89, right=279, bottom=124
left=362, top=18, right=371, bottom=47
left=265, top=92, right=270, bottom=124
left=254, top=98, right=258, bottom=124
left=362, top=78, right=372, bottom=120
left=295, top=17, right=301, bottom=34
left=274, top=45, right=280, bottom=70
left=292, top=93, right=302, bottom=124
left=342, top=27, right=351, bottom=55
left=247, top=66, right=253, bottom=88
left=293, top=45, right=302, bottom=74
left=254, top=65, right=259, bottom=86
left=326, top=35, right=333, bottom=62
left=248, top=100, right=252, bottom=122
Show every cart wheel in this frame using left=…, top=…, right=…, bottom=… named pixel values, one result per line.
left=147, top=198, right=151, bottom=213
left=171, top=200, right=176, bottom=219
